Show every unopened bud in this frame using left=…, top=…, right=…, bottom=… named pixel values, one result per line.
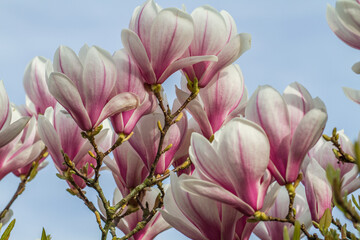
left=174, top=112, right=184, bottom=123
left=162, top=144, right=173, bottom=153
left=43, top=152, right=49, bottom=158
left=332, top=148, right=341, bottom=158
left=88, top=151, right=96, bottom=158
left=323, top=134, right=331, bottom=141
left=157, top=120, right=163, bottom=131
left=332, top=127, right=337, bottom=137
left=335, top=133, right=340, bottom=141
left=345, top=153, right=355, bottom=162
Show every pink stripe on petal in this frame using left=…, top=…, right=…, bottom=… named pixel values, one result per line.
left=287, top=109, right=327, bottom=182
left=47, top=72, right=91, bottom=130
left=38, top=115, right=65, bottom=170
left=121, top=29, right=157, bottom=84
left=150, top=8, right=194, bottom=79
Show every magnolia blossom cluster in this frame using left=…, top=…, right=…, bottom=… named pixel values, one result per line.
left=0, top=0, right=360, bottom=239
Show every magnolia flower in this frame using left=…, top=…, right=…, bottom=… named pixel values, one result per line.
left=254, top=185, right=312, bottom=239
left=37, top=106, right=108, bottom=188
left=128, top=101, right=187, bottom=174
left=99, top=188, right=170, bottom=240
left=176, top=64, right=247, bottom=139
left=180, top=117, right=271, bottom=216
left=161, top=173, right=241, bottom=240
left=0, top=115, right=44, bottom=180
left=104, top=131, right=148, bottom=196
left=122, top=0, right=217, bottom=85
left=48, top=45, right=139, bottom=131
left=22, top=56, right=57, bottom=115
left=109, top=49, right=157, bottom=135
left=301, top=158, right=332, bottom=222
left=327, top=0, right=360, bottom=73
left=305, top=130, right=360, bottom=194
left=182, top=6, right=251, bottom=87
left=245, top=82, right=328, bottom=185
left=0, top=81, right=30, bottom=148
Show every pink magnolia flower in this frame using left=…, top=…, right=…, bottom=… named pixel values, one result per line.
left=0, top=116, right=45, bottom=180
left=180, top=117, right=271, bottom=216
left=305, top=129, right=360, bottom=194
left=302, top=158, right=332, bottom=222
left=22, top=56, right=57, bottom=115
left=254, top=185, right=312, bottom=239
left=0, top=81, right=30, bottom=148
left=327, top=0, right=360, bottom=73
left=182, top=6, right=251, bottom=87
left=109, top=49, right=157, bottom=135
left=122, top=0, right=217, bottom=85
left=48, top=45, right=139, bottom=131
left=245, top=82, right=328, bottom=185
left=176, top=64, right=247, bottom=139
left=104, top=131, right=148, bottom=195
left=128, top=101, right=187, bottom=175
left=161, top=173, right=241, bottom=240
left=37, top=106, right=108, bottom=188
left=99, top=187, right=170, bottom=240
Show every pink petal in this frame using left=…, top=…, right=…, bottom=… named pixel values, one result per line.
left=95, top=92, right=139, bottom=127
left=150, top=8, right=194, bottom=79
left=327, top=4, right=360, bottom=50
left=343, top=86, right=360, bottom=104
left=246, top=86, right=291, bottom=179
left=121, top=29, right=157, bottom=84
left=129, top=0, right=161, bottom=57
left=180, top=177, right=254, bottom=215
left=190, top=6, right=228, bottom=56
left=283, top=82, right=314, bottom=135
left=113, top=49, right=147, bottom=99
left=221, top=10, right=237, bottom=40
left=47, top=72, right=92, bottom=130
left=201, top=64, right=244, bottom=133
left=335, top=1, right=360, bottom=35
left=158, top=55, right=217, bottom=84
left=38, top=115, right=65, bottom=170
left=199, top=33, right=251, bottom=87
left=0, top=117, right=30, bottom=148
left=129, top=113, right=161, bottom=169
left=176, top=86, right=213, bottom=138
left=23, top=56, right=56, bottom=114
left=53, top=45, right=83, bottom=87
left=214, top=118, right=270, bottom=210
left=0, top=141, right=44, bottom=180
left=81, top=46, right=117, bottom=125
left=287, top=109, right=327, bottom=182
left=303, top=159, right=332, bottom=222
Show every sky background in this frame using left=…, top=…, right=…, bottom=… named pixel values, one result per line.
left=0, top=0, right=359, bottom=239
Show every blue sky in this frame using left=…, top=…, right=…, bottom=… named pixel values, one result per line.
left=0, top=0, right=359, bottom=239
